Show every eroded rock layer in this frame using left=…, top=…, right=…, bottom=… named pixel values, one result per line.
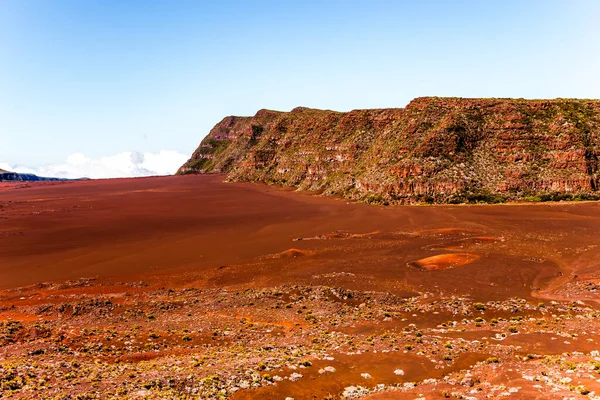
left=178, top=97, right=600, bottom=203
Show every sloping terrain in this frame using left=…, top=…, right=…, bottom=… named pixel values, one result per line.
left=179, top=97, right=600, bottom=203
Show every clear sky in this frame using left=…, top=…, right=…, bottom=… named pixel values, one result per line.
left=1, top=0, right=599, bottom=178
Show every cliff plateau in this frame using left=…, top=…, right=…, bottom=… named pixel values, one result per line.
left=178, top=97, right=600, bottom=204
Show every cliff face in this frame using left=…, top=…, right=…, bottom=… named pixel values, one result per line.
left=178, top=97, right=600, bottom=204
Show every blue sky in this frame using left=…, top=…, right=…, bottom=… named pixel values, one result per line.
left=1, top=0, right=599, bottom=177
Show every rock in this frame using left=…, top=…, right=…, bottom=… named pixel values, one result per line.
left=342, top=386, right=370, bottom=399
left=461, top=377, right=474, bottom=387
left=238, top=380, right=250, bottom=389
left=289, top=372, right=303, bottom=382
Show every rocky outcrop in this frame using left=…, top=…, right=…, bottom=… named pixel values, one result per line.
left=178, top=97, right=600, bottom=204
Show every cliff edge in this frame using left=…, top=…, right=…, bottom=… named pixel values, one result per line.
left=178, top=97, right=600, bottom=204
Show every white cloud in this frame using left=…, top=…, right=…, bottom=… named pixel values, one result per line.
left=1, top=150, right=189, bottom=179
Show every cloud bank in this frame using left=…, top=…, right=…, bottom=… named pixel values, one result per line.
left=0, top=150, right=189, bottom=179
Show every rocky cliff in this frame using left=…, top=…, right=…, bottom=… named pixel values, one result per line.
left=178, top=97, right=600, bottom=204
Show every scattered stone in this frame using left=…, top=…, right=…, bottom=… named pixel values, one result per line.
left=289, top=372, right=303, bottom=382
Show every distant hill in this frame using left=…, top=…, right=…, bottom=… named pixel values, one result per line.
left=0, top=171, right=63, bottom=182
left=178, top=97, right=600, bottom=204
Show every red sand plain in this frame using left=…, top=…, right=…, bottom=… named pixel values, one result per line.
left=1, top=175, right=600, bottom=399
left=2, top=174, right=598, bottom=295
left=0, top=176, right=600, bottom=296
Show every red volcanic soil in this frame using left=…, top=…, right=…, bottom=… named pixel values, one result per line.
left=1, top=174, right=599, bottom=296
left=1, top=175, right=600, bottom=399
